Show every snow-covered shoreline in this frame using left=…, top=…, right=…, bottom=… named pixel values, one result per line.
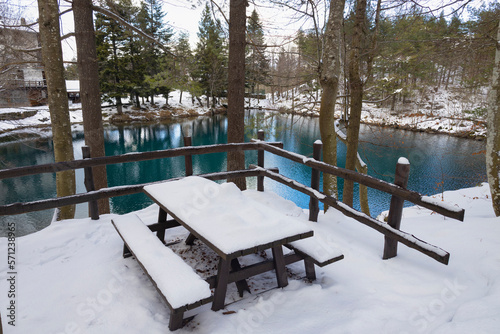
left=0, top=183, right=498, bottom=333
left=0, top=88, right=487, bottom=141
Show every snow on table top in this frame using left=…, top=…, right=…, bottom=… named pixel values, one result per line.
left=112, top=214, right=211, bottom=309
left=143, top=176, right=313, bottom=256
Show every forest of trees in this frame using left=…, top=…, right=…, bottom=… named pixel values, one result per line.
left=87, top=1, right=499, bottom=115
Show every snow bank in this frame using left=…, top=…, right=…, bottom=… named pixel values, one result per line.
left=0, top=184, right=499, bottom=333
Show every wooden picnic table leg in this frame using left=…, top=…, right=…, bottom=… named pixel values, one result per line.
left=185, top=233, right=197, bottom=246
left=169, top=310, right=184, bottom=331
left=156, top=207, right=167, bottom=243
left=304, top=260, right=316, bottom=280
left=272, top=246, right=288, bottom=288
left=212, top=257, right=231, bottom=311
left=231, top=258, right=251, bottom=297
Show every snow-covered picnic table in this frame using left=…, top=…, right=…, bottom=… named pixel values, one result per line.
left=112, top=176, right=344, bottom=330
left=143, top=176, right=314, bottom=311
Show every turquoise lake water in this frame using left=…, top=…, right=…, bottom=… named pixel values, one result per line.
left=0, top=112, right=487, bottom=236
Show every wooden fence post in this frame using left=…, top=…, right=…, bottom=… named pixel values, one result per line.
left=82, top=146, right=99, bottom=220
left=309, top=140, right=322, bottom=222
left=383, top=158, right=411, bottom=259
left=184, top=136, right=193, bottom=176
left=257, top=130, right=265, bottom=191
left=184, top=136, right=197, bottom=245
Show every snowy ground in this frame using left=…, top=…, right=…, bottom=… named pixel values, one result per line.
left=0, top=86, right=488, bottom=140
left=1, top=183, right=499, bottom=333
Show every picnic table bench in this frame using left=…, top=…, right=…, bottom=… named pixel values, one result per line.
left=112, top=176, right=344, bottom=331
left=111, top=214, right=212, bottom=330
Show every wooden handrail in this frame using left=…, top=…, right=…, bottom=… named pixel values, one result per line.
left=258, top=141, right=465, bottom=222
left=0, top=142, right=262, bottom=180
left=0, top=169, right=261, bottom=216
left=1, top=140, right=464, bottom=223
left=259, top=168, right=450, bottom=265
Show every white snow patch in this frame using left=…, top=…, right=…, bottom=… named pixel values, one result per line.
left=398, top=157, right=410, bottom=165
left=421, top=195, right=463, bottom=213
left=1, top=184, right=499, bottom=333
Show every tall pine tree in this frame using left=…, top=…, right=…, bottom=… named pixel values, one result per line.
left=95, top=0, right=137, bottom=114
left=174, top=32, right=194, bottom=104
left=246, top=9, right=269, bottom=96
left=193, top=4, right=227, bottom=108
left=136, top=0, right=173, bottom=104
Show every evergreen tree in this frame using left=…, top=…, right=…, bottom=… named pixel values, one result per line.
left=64, top=60, right=79, bottom=80
left=95, top=0, right=137, bottom=114
left=296, top=29, right=321, bottom=92
left=135, top=0, right=173, bottom=104
left=174, top=32, right=195, bottom=104
left=193, top=3, right=227, bottom=108
left=246, top=9, right=269, bottom=95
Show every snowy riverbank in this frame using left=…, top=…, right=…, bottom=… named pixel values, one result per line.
left=1, top=183, right=499, bottom=333
left=0, top=87, right=488, bottom=142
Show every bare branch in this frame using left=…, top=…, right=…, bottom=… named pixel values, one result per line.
left=0, top=61, right=42, bottom=72
left=209, top=0, right=230, bottom=26
left=91, top=5, right=177, bottom=57
left=0, top=7, right=73, bottom=29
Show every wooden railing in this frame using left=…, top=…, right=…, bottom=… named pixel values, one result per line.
left=0, top=134, right=465, bottom=265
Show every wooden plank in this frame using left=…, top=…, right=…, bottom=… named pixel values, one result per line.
left=0, top=142, right=263, bottom=180
left=262, top=169, right=451, bottom=265
left=0, top=169, right=262, bottom=216
left=248, top=164, right=279, bottom=173
left=147, top=219, right=180, bottom=232
left=206, top=253, right=305, bottom=288
left=250, top=139, right=284, bottom=148
left=284, top=244, right=345, bottom=267
left=259, top=142, right=465, bottom=222
left=231, top=258, right=251, bottom=297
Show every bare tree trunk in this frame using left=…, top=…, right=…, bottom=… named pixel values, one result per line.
left=343, top=0, right=367, bottom=207
left=335, top=122, right=370, bottom=216
left=37, top=0, right=76, bottom=220
left=319, top=0, right=346, bottom=204
left=226, top=0, right=247, bottom=190
left=487, top=22, right=500, bottom=216
left=73, top=0, right=110, bottom=214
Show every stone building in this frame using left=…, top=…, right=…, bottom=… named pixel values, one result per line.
left=0, top=27, right=46, bottom=107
